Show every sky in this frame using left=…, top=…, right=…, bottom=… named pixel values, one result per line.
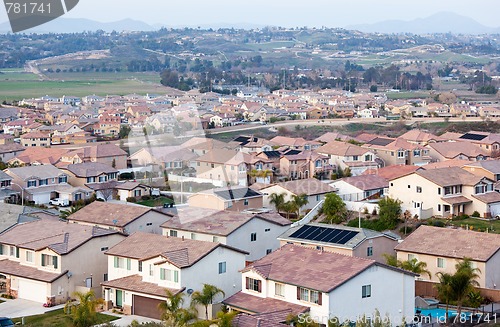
left=1, top=0, right=499, bottom=28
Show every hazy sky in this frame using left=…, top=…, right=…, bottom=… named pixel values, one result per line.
left=1, top=0, right=499, bottom=27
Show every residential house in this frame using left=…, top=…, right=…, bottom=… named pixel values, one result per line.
left=194, top=149, right=246, bottom=186
left=223, top=244, right=415, bottom=325
left=387, top=167, right=500, bottom=219
left=427, top=142, right=489, bottom=162
left=188, top=186, right=264, bottom=211
left=395, top=225, right=500, bottom=289
left=363, top=138, right=432, bottom=167
left=0, top=143, right=25, bottom=163
left=279, top=151, right=332, bottom=180
left=4, top=165, right=92, bottom=204
left=462, top=160, right=500, bottom=182
left=61, top=144, right=128, bottom=169
left=260, top=179, right=335, bottom=214
left=161, top=207, right=291, bottom=261
left=114, top=181, right=152, bottom=201
left=317, top=140, right=378, bottom=176
left=398, top=130, right=445, bottom=146
left=330, top=175, right=388, bottom=202
left=67, top=201, right=173, bottom=235
left=278, top=223, right=399, bottom=263
left=95, top=113, right=121, bottom=136
left=478, top=106, right=500, bottom=118
left=457, top=132, right=500, bottom=155
left=62, top=162, right=119, bottom=187
left=101, top=232, right=247, bottom=319
left=20, top=132, right=51, bottom=147
left=128, top=146, right=198, bottom=171
left=270, top=136, right=322, bottom=152
left=0, top=219, right=125, bottom=304
left=450, top=103, right=473, bottom=117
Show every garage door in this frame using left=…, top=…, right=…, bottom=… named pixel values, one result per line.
left=18, top=279, right=47, bottom=303
left=491, top=203, right=500, bottom=218
left=133, top=295, right=164, bottom=319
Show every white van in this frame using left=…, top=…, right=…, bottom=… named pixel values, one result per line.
left=49, top=198, right=69, bottom=207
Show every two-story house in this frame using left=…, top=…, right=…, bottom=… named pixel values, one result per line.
left=161, top=207, right=291, bottom=262
left=317, top=140, right=378, bottom=176
left=0, top=219, right=125, bottom=304
left=279, top=151, right=332, bottom=180
left=188, top=186, right=264, bottom=211
left=388, top=167, right=500, bottom=219
left=330, top=175, right=388, bottom=202
left=62, top=162, right=118, bottom=188
left=462, top=160, right=500, bottom=182
left=362, top=138, right=432, bottom=167
left=61, top=144, right=128, bottom=170
left=101, top=232, right=247, bottom=319
left=4, top=165, right=92, bottom=204
left=427, top=142, right=489, bottom=162
left=20, top=132, right=51, bottom=147
left=223, top=244, right=415, bottom=325
left=194, top=149, right=246, bottom=186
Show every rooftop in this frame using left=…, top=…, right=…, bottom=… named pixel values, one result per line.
left=64, top=162, right=118, bottom=178
left=101, top=274, right=183, bottom=298
left=265, top=178, right=335, bottom=196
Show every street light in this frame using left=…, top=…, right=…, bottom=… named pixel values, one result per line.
left=10, top=182, right=24, bottom=207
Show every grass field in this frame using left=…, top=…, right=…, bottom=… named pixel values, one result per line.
left=137, top=196, right=174, bottom=207
left=11, top=308, right=118, bottom=327
left=449, top=218, right=500, bottom=233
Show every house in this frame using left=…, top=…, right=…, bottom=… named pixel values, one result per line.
left=317, top=140, right=379, bottom=176
left=363, top=138, right=432, bottom=167
left=395, top=225, right=500, bottom=289
left=457, top=132, right=500, bottom=156
left=330, top=175, right=388, bottom=202
left=61, top=144, right=128, bottom=169
left=269, top=136, right=322, bottom=152
left=194, top=149, right=245, bottom=186
left=462, top=160, right=500, bottom=182
left=188, top=186, right=264, bottom=211
left=387, top=167, right=500, bottom=219
left=128, top=146, right=197, bottom=171
left=223, top=244, right=415, bottom=325
left=114, top=181, right=152, bottom=201
left=279, top=151, right=332, bottom=180
left=62, top=162, right=119, bottom=188
left=101, top=232, right=247, bottom=319
left=278, top=223, right=399, bottom=263
left=67, top=201, right=173, bottom=235
left=427, top=142, right=489, bottom=162
left=161, top=207, right=291, bottom=261
left=398, top=130, right=445, bottom=146
left=95, top=113, right=121, bottom=136
left=4, top=165, right=92, bottom=205
left=260, top=179, right=335, bottom=214
left=0, top=219, right=125, bottom=304
left=20, top=132, right=51, bottom=147
left=0, top=143, right=26, bottom=163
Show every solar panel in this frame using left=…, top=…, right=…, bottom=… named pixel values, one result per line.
left=459, top=133, right=487, bottom=141
left=289, top=225, right=359, bottom=245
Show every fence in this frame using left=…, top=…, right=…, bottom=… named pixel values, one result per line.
left=415, top=280, right=500, bottom=302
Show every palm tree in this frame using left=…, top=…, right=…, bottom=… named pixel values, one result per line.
left=64, top=290, right=104, bottom=327
left=216, top=310, right=238, bottom=327
left=60, top=204, right=83, bottom=219
left=291, top=193, right=309, bottom=218
left=452, top=258, right=480, bottom=317
left=281, top=201, right=297, bottom=220
left=399, top=258, right=431, bottom=279
left=382, top=254, right=401, bottom=267
left=190, top=284, right=225, bottom=320
left=435, top=272, right=454, bottom=324
left=158, top=289, right=196, bottom=326
left=269, top=193, right=286, bottom=214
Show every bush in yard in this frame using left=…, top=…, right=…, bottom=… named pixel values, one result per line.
left=141, top=195, right=152, bottom=201
left=378, top=197, right=402, bottom=230
left=321, top=193, right=348, bottom=224
left=471, top=211, right=480, bottom=217
left=126, top=197, right=137, bottom=203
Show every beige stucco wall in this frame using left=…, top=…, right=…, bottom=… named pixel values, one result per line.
left=188, top=194, right=262, bottom=211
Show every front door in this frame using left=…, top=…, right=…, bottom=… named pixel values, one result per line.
left=116, top=290, right=123, bottom=307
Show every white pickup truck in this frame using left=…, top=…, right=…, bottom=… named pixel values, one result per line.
left=49, top=198, right=69, bottom=207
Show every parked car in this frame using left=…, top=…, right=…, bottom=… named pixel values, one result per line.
left=49, top=198, right=69, bottom=207
left=0, top=317, right=15, bottom=327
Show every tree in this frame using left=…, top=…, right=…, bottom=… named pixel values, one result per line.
left=190, top=284, right=225, bottom=320
left=291, top=194, right=309, bottom=217
left=370, top=85, right=378, bottom=92
left=269, top=193, right=286, bottom=214
left=118, top=125, right=131, bottom=139
left=377, top=197, right=401, bottom=229
left=435, top=272, right=454, bottom=323
left=452, top=258, right=480, bottom=318
left=281, top=201, right=297, bottom=220
left=322, top=193, right=347, bottom=224
left=111, top=158, right=116, bottom=169
left=64, top=290, right=104, bottom=327
left=60, top=204, right=84, bottom=219
left=158, top=289, right=196, bottom=326
left=216, top=310, right=238, bottom=327
left=98, top=182, right=115, bottom=201
left=383, top=254, right=400, bottom=267
left=399, top=258, right=431, bottom=279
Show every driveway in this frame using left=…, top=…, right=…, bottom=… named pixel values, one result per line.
left=0, top=298, right=64, bottom=318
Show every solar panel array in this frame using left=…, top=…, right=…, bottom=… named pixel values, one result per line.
left=289, top=225, right=359, bottom=245
left=459, top=133, right=487, bottom=141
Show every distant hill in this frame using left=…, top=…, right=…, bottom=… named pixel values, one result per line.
left=0, top=18, right=156, bottom=33
left=347, top=12, right=500, bottom=35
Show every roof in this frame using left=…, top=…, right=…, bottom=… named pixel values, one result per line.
left=314, top=132, right=353, bottom=143
left=278, top=223, right=398, bottom=250
left=197, top=186, right=263, bottom=201
left=463, top=160, right=500, bottom=174
left=336, top=175, right=388, bottom=191
left=232, top=313, right=289, bottom=327
left=161, top=208, right=290, bottom=236
left=265, top=179, right=335, bottom=196
left=241, top=244, right=376, bottom=293
left=195, top=149, right=239, bottom=164
left=428, top=142, right=489, bottom=159
left=424, top=159, right=471, bottom=169
left=399, top=130, right=445, bottom=143
left=105, top=232, right=247, bottom=268
left=441, top=196, right=472, bottom=205
left=0, top=143, right=25, bottom=155
left=64, top=144, right=127, bottom=159
left=317, top=140, right=369, bottom=156
left=64, top=162, right=118, bottom=178
left=412, top=167, right=483, bottom=187
left=472, top=192, right=500, bottom=204
left=362, top=165, right=421, bottom=180
left=5, top=164, right=66, bottom=180
left=7, top=147, right=67, bottom=165
left=113, top=181, right=149, bottom=191
left=395, top=225, right=500, bottom=262
left=67, top=201, right=169, bottom=228
left=224, top=291, right=308, bottom=316
left=0, top=219, right=120, bottom=255
left=101, top=274, right=183, bottom=298
left=0, top=259, right=67, bottom=283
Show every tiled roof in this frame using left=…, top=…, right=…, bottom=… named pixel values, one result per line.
left=101, top=274, right=183, bottom=298
left=241, top=244, right=376, bottom=292
left=224, top=291, right=309, bottom=316
left=198, top=186, right=263, bottom=201
left=414, top=167, right=483, bottom=187
left=5, top=164, right=66, bottom=180
left=105, top=232, right=246, bottom=268
left=195, top=149, right=239, bottom=164
left=463, top=160, right=500, bottom=174
left=8, top=147, right=67, bottom=164
left=65, top=162, right=118, bottom=177
left=338, top=175, right=388, bottom=191
left=0, top=259, right=67, bottom=283
left=362, top=165, right=421, bottom=180
left=423, top=159, right=471, bottom=169
left=0, top=219, right=120, bottom=255
left=161, top=208, right=290, bottom=236
left=317, top=140, right=369, bottom=157
left=399, top=130, right=445, bottom=143
left=428, top=142, right=489, bottom=159
left=395, top=225, right=500, bottom=262
left=441, top=195, right=472, bottom=205
left=268, top=178, right=335, bottom=196
left=472, top=191, right=500, bottom=204
left=232, top=313, right=288, bottom=327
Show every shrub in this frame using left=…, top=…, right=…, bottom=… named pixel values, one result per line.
left=453, top=214, right=469, bottom=221
left=126, top=197, right=137, bottom=203
left=119, top=172, right=134, bottom=180
left=141, top=195, right=152, bottom=201
left=372, top=208, right=378, bottom=215
left=363, top=207, right=369, bottom=214
left=471, top=211, right=480, bottom=217
left=432, top=220, right=445, bottom=227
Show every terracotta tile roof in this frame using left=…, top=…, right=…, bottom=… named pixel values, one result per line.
left=65, top=144, right=127, bottom=159
left=423, top=159, right=471, bottom=169
left=411, top=167, right=483, bottom=187
left=224, top=291, right=309, bottom=315
left=428, top=142, right=489, bottom=159
left=242, top=244, right=376, bottom=292
left=463, top=160, right=500, bottom=174
left=101, top=274, right=182, bottom=298
left=195, top=149, right=239, bottom=164
left=8, top=146, right=65, bottom=164
left=267, top=178, right=335, bottom=196
left=362, top=165, right=421, bottom=180
left=441, top=195, right=472, bottom=205
left=232, top=313, right=288, bottom=327
left=64, top=162, right=118, bottom=177
left=399, top=130, right=445, bottom=143
left=395, top=225, right=500, bottom=262
left=314, top=132, right=353, bottom=143
left=0, top=219, right=120, bottom=255
left=67, top=201, right=167, bottom=228
left=317, top=140, right=369, bottom=157
left=105, top=232, right=246, bottom=268
left=0, top=259, right=67, bottom=283
left=338, top=175, right=388, bottom=191
left=161, top=208, right=290, bottom=236
left=472, top=191, right=500, bottom=204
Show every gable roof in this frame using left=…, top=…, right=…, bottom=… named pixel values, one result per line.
left=399, top=130, right=445, bottom=143
left=428, top=142, right=489, bottom=159
left=5, top=164, right=66, bottom=180
left=463, top=160, right=500, bottom=174
left=195, top=149, right=239, bottom=164
left=337, top=175, right=388, bottom=191
left=317, top=140, right=370, bottom=156
left=412, top=167, right=484, bottom=187
left=105, top=232, right=247, bottom=268
left=395, top=225, right=500, bottom=262
left=64, top=162, right=118, bottom=178
left=265, top=178, right=335, bottom=196
left=362, top=165, right=421, bottom=180
left=197, top=186, right=263, bottom=201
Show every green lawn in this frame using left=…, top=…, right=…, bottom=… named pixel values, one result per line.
left=137, top=196, right=174, bottom=207
left=449, top=218, right=500, bottom=233
left=386, top=91, right=430, bottom=99
left=11, top=308, right=118, bottom=327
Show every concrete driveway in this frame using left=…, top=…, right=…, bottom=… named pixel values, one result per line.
left=0, top=298, right=64, bottom=318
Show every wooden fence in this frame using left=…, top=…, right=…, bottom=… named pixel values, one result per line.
left=416, top=280, right=500, bottom=302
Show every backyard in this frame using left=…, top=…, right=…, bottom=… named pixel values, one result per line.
left=11, top=308, right=118, bottom=327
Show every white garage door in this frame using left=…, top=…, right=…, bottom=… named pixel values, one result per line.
left=32, top=193, right=51, bottom=205
left=18, top=279, right=47, bottom=303
left=491, top=203, right=500, bottom=218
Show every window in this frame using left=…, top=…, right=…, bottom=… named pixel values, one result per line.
left=265, top=228, right=270, bottom=232
left=26, top=251, right=34, bottom=263
left=438, top=188, right=441, bottom=195
left=38, top=179, right=48, bottom=186
left=367, top=247, right=373, bottom=257
left=275, top=283, right=285, bottom=297
left=266, top=249, right=272, bottom=254
left=408, top=254, right=416, bottom=261
left=41, top=254, right=58, bottom=269
left=244, top=199, right=249, bottom=206
left=146, top=223, right=152, bottom=226
left=218, top=262, right=226, bottom=274
left=353, top=155, right=359, bottom=161
left=211, top=164, right=215, bottom=168
left=101, top=247, right=108, bottom=251
left=134, top=189, right=142, bottom=197
left=315, top=160, right=322, bottom=168
left=437, top=258, right=445, bottom=268
left=416, top=186, right=422, bottom=193
left=397, top=150, right=405, bottom=158
left=114, top=257, right=125, bottom=269
left=190, top=233, right=196, bottom=240
left=58, top=176, right=67, bottom=183
left=250, top=233, right=257, bottom=242
left=103, top=273, right=108, bottom=282
left=438, top=204, right=441, bottom=212
left=413, top=150, right=421, bottom=157
left=27, top=180, right=36, bottom=187
left=365, top=154, right=372, bottom=161
left=246, top=277, right=261, bottom=292
left=316, top=195, right=320, bottom=201
left=297, top=287, right=322, bottom=305
left=86, top=177, right=96, bottom=183
left=169, top=230, right=177, bottom=237
left=138, top=261, right=143, bottom=272
left=126, top=258, right=131, bottom=270
left=149, top=264, right=154, bottom=276
left=362, top=285, right=371, bottom=298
